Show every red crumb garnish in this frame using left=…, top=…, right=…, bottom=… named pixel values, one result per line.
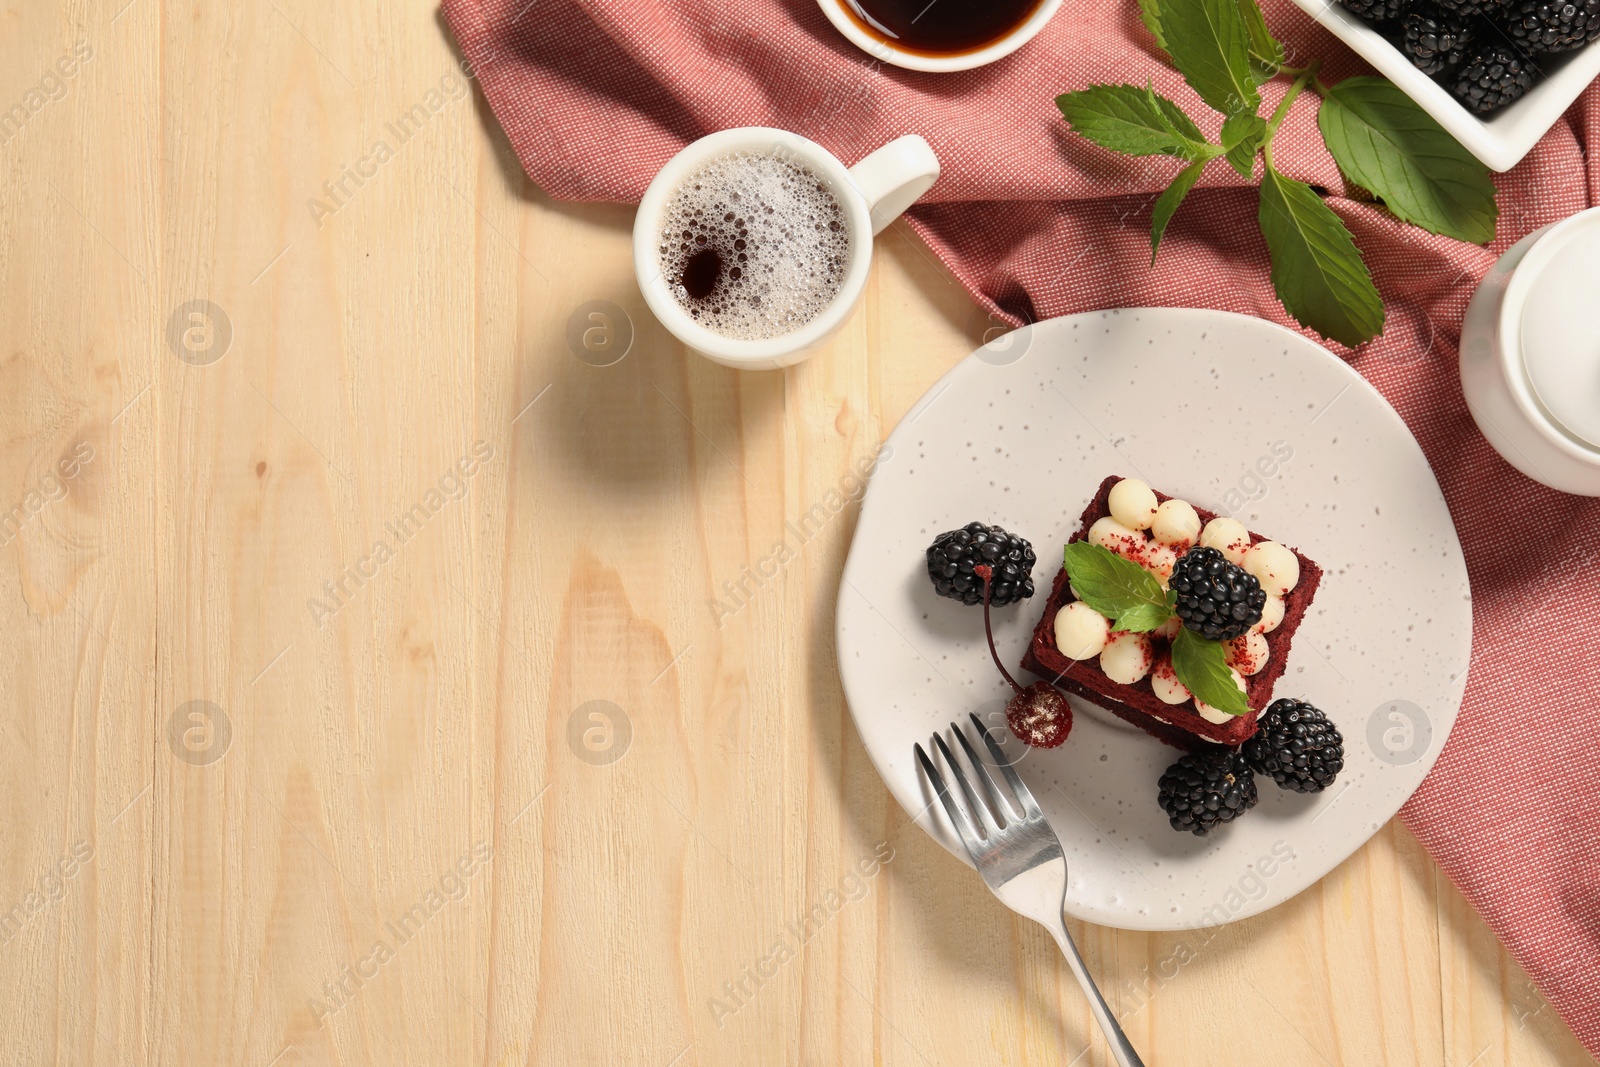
left=1223, top=634, right=1267, bottom=675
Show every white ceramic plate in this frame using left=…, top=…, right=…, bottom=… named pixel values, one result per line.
left=1290, top=0, right=1600, bottom=172
left=837, top=308, right=1471, bottom=931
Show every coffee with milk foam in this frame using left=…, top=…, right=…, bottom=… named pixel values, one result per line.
left=657, top=151, right=850, bottom=341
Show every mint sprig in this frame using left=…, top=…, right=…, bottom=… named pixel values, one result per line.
left=1171, top=628, right=1251, bottom=716
left=1055, top=0, right=1497, bottom=348
left=1061, top=542, right=1177, bottom=633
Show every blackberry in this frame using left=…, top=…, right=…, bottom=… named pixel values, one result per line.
left=1157, top=748, right=1259, bottom=836
left=1433, top=0, right=1507, bottom=16
left=1450, top=42, right=1538, bottom=112
left=1169, top=546, right=1266, bottom=641
left=1401, top=6, right=1477, bottom=73
left=926, top=522, right=1036, bottom=606
left=1338, top=0, right=1409, bottom=22
left=1502, top=0, right=1600, bottom=52
left=1244, top=699, right=1345, bottom=793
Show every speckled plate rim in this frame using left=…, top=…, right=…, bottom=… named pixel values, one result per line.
left=836, top=308, right=1471, bottom=932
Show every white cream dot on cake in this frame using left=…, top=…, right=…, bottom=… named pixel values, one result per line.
left=1100, top=630, right=1153, bottom=684
left=1194, top=667, right=1247, bottom=723
left=1108, top=478, right=1159, bottom=530
left=1152, top=499, right=1200, bottom=550
left=1088, top=517, right=1148, bottom=564
left=1154, top=615, right=1182, bottom=640
left=1199, top=517, right=1250, bottom=564
left=1224, top=631, right=1269, bottom=675
left=1150, top=654, right=1189, bottom=704
left=1243, top=540, right=1299, bottom=596
left=1252, top=594, right=1285, bottom=634
left=1054, top=602, right=1111, bottom=659
left=1142, top=541, right=1177, bottom=582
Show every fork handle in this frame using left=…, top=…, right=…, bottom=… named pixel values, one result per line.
left=1045, top=912, right=1147, bottom=1067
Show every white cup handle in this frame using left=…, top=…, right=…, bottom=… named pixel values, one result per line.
left=847, top=135, right=940, bottom=236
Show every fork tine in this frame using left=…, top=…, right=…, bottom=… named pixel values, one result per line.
left=931, top=732, right=999, bottom=837
left=969, top=712, right=1043, bottom=819
left=914, top=742, right=985, bottom=861
left=950, top=721, right=1019, bottom=824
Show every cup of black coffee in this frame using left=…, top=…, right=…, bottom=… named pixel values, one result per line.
left=633, top=128, right=939, bottom=370
left=817, top=0, right=1062, bottom=71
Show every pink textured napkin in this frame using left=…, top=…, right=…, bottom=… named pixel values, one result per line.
left=442, top=0, right=1600, bottom=1050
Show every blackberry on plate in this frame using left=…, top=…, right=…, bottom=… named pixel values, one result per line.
left=1157, top=748, right=1258, bottom=836
left=1338, top=0, right=1409, bottom=23
left=1169, top=546, right=1267, bottom=641
left=1244, top=698, right=1345, bottom=793
left=1450, top=42, right=1538, bottom=112
left=926, top=522, right=1036, bottom=606
left=1402, top=6, right=1477, bottom=73
left=1502, top=0, right=1600, bottom=53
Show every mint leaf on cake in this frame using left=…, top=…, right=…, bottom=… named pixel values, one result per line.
left=1061, top=541, right=1173, bottom=633
left=1171, top=628, right=1251, bottom=717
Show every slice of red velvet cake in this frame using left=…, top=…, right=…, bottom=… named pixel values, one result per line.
left=1021, top=475, right=1322, bottom=751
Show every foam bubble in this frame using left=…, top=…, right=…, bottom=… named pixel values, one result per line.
left=656, top=151, right=850, bottom=341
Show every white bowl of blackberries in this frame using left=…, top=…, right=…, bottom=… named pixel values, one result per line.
left=1346, top=0, right=1595, bottom=111
left=1296, top=0, right=1600, bottom=169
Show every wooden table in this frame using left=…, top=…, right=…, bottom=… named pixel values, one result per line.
left=1, top=4, right=1591, bottom=1064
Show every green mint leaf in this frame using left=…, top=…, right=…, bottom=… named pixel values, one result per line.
left=1236, top=0, right=1284, bottom=80
left=1154, top=0, right=1260, bottom=117
left=1151, top=158, right=1208, bottom=263
left=1317, top=76, right=1497, bottom=244
left=1061, top=541, right=1173, bottom=632
left=1149, top=84, right=1208, bottom=145
left=1220, top=112, right=1266, bottom=178
left=1139, top=0, right=1169, bottom=49
left=1057, top=85, right=1214, bottom=160
left=1116, top=599, right=1177, bottom=633
left=1258, top=164, right=1385, bottom=346
left=1171, top=628, right=1251, bottom=716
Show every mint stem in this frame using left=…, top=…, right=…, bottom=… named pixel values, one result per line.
left=1262, top=59, right=1320, bottom=169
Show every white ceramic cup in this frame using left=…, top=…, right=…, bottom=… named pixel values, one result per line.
left=1460, top=206, right=1600, bottom=496
left=633, top=127, right=939, bottom=371
left=815, top=0, right=1063, bottom=72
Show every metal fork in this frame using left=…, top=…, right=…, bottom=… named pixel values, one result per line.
left=915, top=714, right=1146, bottom=1067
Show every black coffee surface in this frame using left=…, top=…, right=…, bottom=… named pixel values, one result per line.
left=843, top=0, right=1046, bottom=54
left=681, top=247, right=723, bottom=300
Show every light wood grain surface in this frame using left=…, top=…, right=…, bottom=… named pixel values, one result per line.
left=0, top=3, right=1592, bottom=1065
